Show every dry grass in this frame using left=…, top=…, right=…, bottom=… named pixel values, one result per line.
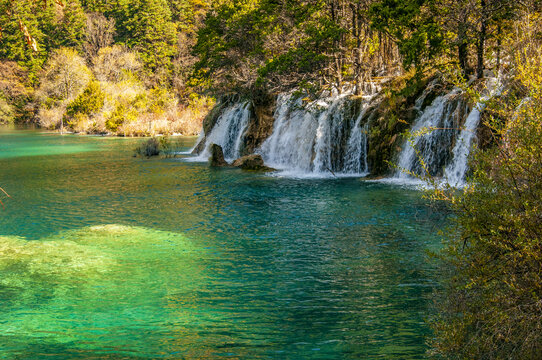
left=116, top=106, right=206, bottom=137
left=35, top=46, right=213, bottom=137
left=38, top=105, right=65, bottom=129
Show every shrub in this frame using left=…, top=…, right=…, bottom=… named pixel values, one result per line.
left=66, top=81, right=105, bottom=119
left=38, top=105, right=65, bottom=129
left=148, top=87, right=176, bottom=115
left=134, top=136, right=175, bottom=157
left=105, top=101, right=137, bottom=132
left=430, top=15, right=542, bottom=359
left=134, top=137, right=160, bottom=157
left=0, top=96, right=14, bottom=123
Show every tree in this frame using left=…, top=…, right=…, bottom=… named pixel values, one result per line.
left=36, top=48, right=91, bottom=132
left=431, top=7, right=542, bottom=358
left=92, top=45, right=141, bottom=82
left=1, top=0, right=87, bottom=81
left=193, top=0, right=400, bottom=95
left=38, top=48, right=90, bottom=101
left=54, top=0, right=87, bottom=51
left=0, top=0, right=46, bottom=77
left=83, top=12, right=116, bottom=59
left=0, top=61, right=33, bottom=123
left=369, top=0, right=444, bottom=71
left=124, top=0, right=178, bottom=85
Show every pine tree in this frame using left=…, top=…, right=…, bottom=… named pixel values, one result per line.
left=125, top=0, right=178, bottom=85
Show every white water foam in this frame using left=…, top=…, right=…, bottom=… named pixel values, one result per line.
left=258, top=92, right=373, bottom=178
left=444, top=78, right=502, bottom=186
left=392, top=78, right=502, bottom=187
left=395, top=88, right=464, bottom=180
left=189, top=102, right=251, bottom=162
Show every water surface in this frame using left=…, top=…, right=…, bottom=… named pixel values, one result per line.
left=0, top=128, right=447, bottom=359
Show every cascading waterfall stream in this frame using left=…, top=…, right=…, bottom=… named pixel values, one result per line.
left=442, top=104, right=483, bottom=186
left=257, top=94, right=318, bottom=173
left=444, top=79, right=502, bottom=186
left=395, top=78, right=502, bottom=187
left=257, top=92, right=372, bottom=177
left=343, top=113, right=369, bottom=174
left=191, top=102, right=251, bottom=161
left=395, top=89, right=469, bottom=180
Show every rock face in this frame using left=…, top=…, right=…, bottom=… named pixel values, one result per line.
left=209, top=144, right=229, bottom=167
left=195, top=75, right=471, bottom=177
left=239, top=94, right=276, bottom=156
left=232, top=154, right=274, bottom=171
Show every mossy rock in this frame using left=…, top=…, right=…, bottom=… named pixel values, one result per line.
left=232, top=154, right=275, bottom=171
left=209, top=143, right=229, bottom=167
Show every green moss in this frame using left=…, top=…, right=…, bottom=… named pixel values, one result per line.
left=366, top=71, right=441, bottom=175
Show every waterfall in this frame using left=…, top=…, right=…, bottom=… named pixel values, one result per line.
left=444, top=79, right=502, bottom=186
left=396, top=89, right=469, bottom=179
left=343, top=113, right=369, bottom=174
left=191, top=102, right=251, bottom=161
left=394, top=78, right=502, bottom=186
left=258, top=93, right=371, bottom=176
left=442, top=104, right=483, bottom=186
left=258, top=94, right=318, bottom=173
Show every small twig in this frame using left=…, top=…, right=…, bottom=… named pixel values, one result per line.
left=325, top=165, right=337, bottom=177
left=0, top=187, right=10, bottom=198
left=0, top=187, right=10, bottom=209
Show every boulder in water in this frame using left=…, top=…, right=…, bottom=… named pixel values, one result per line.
left=209, top=144, right=229, bottom=167
left=232, top=154, right=274, bottom=171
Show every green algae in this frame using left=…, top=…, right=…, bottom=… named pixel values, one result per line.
left=0, top=224, right=195, bottom=287
left=0, top=225, right=210, bottom=357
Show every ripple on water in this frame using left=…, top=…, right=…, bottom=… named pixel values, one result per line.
left=0, top=129, right=449, bottom=359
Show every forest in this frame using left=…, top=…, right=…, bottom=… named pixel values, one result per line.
left=2, top=0, right=538, bottom=132
left=1, top=0, right=542, bottom=359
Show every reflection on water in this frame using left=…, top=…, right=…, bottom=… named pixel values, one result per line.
left=0, top=128, right=448, bottom=359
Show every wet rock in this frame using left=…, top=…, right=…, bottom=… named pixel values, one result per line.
left=239, top=93, right=276, bottom=155
left=232, top=154, right=274, bottom=171
left=209, top=144, right=229, bottom=167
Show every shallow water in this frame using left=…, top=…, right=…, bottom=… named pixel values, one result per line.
left=0, top=128, right=448, bottom=359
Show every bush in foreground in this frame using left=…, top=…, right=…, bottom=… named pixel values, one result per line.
left=430, top=15, right=542, bottom=359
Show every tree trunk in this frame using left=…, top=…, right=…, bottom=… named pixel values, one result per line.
left=458, top=40, right=468, bottom=78
left=476, top=0, right=487, bottom=79
left=496, top=25, right=502, bottom=73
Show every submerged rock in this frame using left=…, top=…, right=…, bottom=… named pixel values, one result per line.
left=209, top=143, right=229, bottom=167
left=232, top=154, right=274, bottom=171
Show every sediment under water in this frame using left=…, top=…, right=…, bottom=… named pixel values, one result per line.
left=0, top=127, right=448, bottom=359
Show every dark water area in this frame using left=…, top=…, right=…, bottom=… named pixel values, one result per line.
left=0, top=128, right=448, bottom=359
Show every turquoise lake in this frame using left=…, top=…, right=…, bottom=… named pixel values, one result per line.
left=0, top=127, right=448, bottom=359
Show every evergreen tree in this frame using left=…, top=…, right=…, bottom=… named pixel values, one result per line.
left=124, top=0, right=178, bottom=85
left=57, top=0, right=87, bottom=50
left=0, top=0, right=47, bottom=79
left=369, top=0, right=444, bottom=70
